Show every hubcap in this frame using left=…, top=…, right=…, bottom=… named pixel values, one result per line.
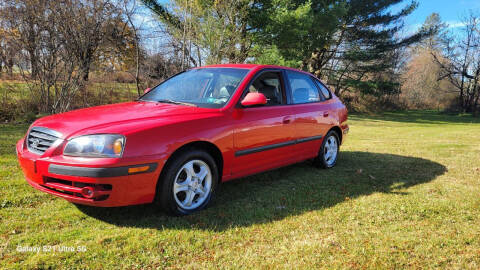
left=173, top=159, right=212, bottom=210
left=323, top=135, right=338, bottom=166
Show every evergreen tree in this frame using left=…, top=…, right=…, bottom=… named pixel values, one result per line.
left=250, top=0, right=431, bottom=97
left=417, top=13, right=448, bottom=51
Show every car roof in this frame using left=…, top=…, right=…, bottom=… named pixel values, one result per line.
left=195, top=64, right=311, bottom=75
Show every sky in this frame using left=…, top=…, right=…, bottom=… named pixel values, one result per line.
left=400, top=0, right=480, bottom=32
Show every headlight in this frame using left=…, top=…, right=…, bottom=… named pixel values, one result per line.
left=63, top=134, right=125, bottom=158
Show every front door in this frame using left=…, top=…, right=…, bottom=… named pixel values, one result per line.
left=232, top=70, right=296, bottom=177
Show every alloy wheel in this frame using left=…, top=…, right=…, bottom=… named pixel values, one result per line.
left=172, top=159, right=212, bottom=210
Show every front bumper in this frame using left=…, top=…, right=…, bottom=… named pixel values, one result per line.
left=16, top=138, right=164, bottom=207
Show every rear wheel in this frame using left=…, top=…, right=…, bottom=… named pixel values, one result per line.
left=314, top=131, right=340, bottom=169
left=157, top=150, right=218, bottom=216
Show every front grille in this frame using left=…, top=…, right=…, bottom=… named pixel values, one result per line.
left=27, top=127, right=62, bottom=155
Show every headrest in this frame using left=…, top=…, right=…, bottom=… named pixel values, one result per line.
left=293, top=88, right=309, bottom=103
left=259, top=85, right=276, bottom=98
left=225, top=85, right=236, bottom=95
left=219, top=85, right=236, bottom=97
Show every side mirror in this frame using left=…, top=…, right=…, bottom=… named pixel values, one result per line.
left=241, top=92, right=267, bottom=107
left=143, top=88, right=151, bottom=94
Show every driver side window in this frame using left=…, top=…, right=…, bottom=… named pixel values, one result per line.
left=247, top=72, right=284, bottom=106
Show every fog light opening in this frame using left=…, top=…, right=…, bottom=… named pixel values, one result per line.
left=81, top=187, right=95, bottom=198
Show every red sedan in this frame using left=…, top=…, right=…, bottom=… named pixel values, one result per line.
left=17, top=64, right=349, bottom=215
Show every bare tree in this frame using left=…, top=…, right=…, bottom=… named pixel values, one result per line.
left=433, top=12, right=480, bottom=114
left=1, top=0, right=82, bottom=112
left=142, top=0, right=254, bottom=67
left=58, top=0, right=119, bottom=82
left=121, top=0, right=145, bottom=96
left=57, top=0, right=121, bottom=105
left=2, top=0, right=48, bottom=79
left=0, top=0, right=130, bottom=113
left=0, top=29, right=16, bottom=76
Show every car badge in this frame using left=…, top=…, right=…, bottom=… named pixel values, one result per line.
left=31, top=138, right=41, bottom=148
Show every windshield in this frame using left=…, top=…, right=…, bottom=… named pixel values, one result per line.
left=140, top=68, right=250, bottom=108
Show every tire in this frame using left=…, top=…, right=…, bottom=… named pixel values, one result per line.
left=157, top=149, right=219, bottom=216
left=314, top=130, right=340, bottom=169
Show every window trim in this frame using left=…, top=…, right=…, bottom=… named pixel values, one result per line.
left=312, top=78, right=332, bottom=100
left=236, top=68, right=288, bottom=108
left=285, top=70, right=324, bottom=105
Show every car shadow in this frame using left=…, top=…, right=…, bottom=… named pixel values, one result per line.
left=75, top=151, right=446, bottom=231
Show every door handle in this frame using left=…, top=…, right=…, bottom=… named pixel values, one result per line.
left=282, top=116, right=291, bottom=124
left=323, top=112, right=329, bottom=117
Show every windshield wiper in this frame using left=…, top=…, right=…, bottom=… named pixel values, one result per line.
left=155, top=99, right=197, bottom=107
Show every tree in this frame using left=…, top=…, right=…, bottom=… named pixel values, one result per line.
left=0, top=27, right=17, bottom=76
left=250, top=0, right=429, bottom=98
left=432, top=12, right=480, bottom=114
left=399, top=13, right=455, bottom=110
left=417, top=13, right=448, bottom=51
left=0, top=0, right=135, bottom=113
left=57, top=0, right=121, bottom=83
left=121, top=0, right=144, bottom=96
left=9, top=0, right=84, bottom=112
left=142, top=0, right=254, bottom=67
left=142, top=52, right=183, bottom=84
left=1, top=0, right=48, bottom=78
left=57, top=0, right=133, bottom=105
left=400, top=50, right=456, bottom=109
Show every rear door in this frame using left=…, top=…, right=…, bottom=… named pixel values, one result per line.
left=285, top=70, right=332, bottom=159
left=232, top=70, right=297, bottom=177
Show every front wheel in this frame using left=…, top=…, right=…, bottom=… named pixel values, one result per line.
left=314, top=131, right=340, bottom=169
left=157, top=150, right=218, bottom=216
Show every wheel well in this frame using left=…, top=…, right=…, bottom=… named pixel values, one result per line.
left=162, top=141, right=224, bottom=182
left=329, top=126, right=343, bottom=144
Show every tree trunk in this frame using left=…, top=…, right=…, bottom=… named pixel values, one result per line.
left=82, top=65, right=90, bottom=82
left=28, top=47, right=38, bottom=79
left=80, top=55, right=92, bottom=106
left=134, top=37, right=141, bottom=97
left=6, top=58, right=13, bottom=76
left=197, top=45, right=202, bottom=67
left=471, top=69, right=480, bottom=116
left=27, top=17, right=38, bottom=79
left=473, top=93, right=479, bottom=116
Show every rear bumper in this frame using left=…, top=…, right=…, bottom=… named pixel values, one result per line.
left=17, top=138, right=164, bottom=207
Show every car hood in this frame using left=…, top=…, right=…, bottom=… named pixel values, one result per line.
left=32, top=101, right=217, bottom=139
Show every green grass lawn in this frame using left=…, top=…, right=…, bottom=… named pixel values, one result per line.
left=1, top=111, right=480, bottom=269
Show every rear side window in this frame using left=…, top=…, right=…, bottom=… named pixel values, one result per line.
left=314, top=80, right=332, bottom=100
left=286, top=71, right=321, bottom=104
